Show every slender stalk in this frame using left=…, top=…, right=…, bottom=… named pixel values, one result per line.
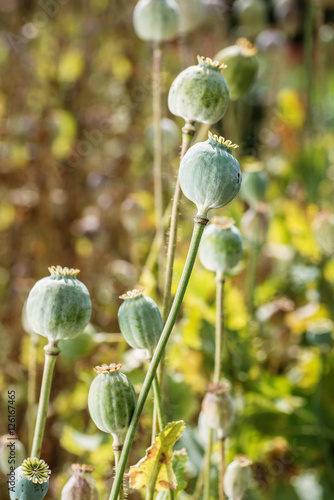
left=192, top=460, right=205, bottom=500
left=213, top=272, right=225, bottom=385
left=219, top=437, right=226, bottom=500
left=203, top=428, right=214, bottom=500
left=109, top=217, right=208, bottom=500
left=113, top=445, right=124, bottom=500
left=161, top=121, right=196, bottom=322
left=30, top=341, right=60, bottom=458
left=151, top=373, right=165, bottom=442
left=28, top=332, right=38, bottom=451
left=247, top=211, right=260, bottom=316
left=152, top=42, right=164, bottom=290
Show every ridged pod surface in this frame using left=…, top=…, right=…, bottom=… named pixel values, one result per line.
left=201, top=382, right=235, bottom=438
left=224, top=455, right=252, bottom=499
left=179, top=132, right=241, bottom=216
left=168, top=57, right=229, bottom=124
left=61, top=464, right=98, bottom=500
left=215, top=38, right=258, bottom=100
left=26, top=266, right=92, bottom=341
left=133, top=0, right=180, bottom=42
left=88, top=364, right=137, bottom=446
left=10, top=458, right=50, bottom=500
left=199, top=217, right=243, bottom=274
left=118, top=289, right=163, bottom=357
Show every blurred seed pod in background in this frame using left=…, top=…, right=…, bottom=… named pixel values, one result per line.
left=240, top=162, right=268, bottom=208
left=145, top=118, right=180, bottom=158
left=0, top=435, right=26, bottom=474
left=176, top=0, right=205, bottom=35
left=240, top=203, right=269, bottom=247
left=201, top=382, right=235, bottom=438
left=233, top=0, right=268, bottom=40
left=224, top=455, right=253, bottom=500
left=133, top=0, right=180, bottom=42
left=61, top=464, right=98, bottom=500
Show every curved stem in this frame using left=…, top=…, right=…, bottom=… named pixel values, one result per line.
left=30, top=341, right=60, bottom=458
left=153, top=42, right=164, bottom=291
left=28, top=333, right=38, bottom=451
left=113, top=445, right=125, bottom=500
left=109, top=218, right=208, bottom=500
left=214, top=272, right=225, bottom=385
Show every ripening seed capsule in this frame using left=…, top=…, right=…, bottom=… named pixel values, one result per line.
left=61, top=464, right=98, bottom=500
left=199, top=217, right=243, bottom=274
left=179, top=132, right=241, bottom=217
left=201, top=382, right=235, bottom=438
left=168, top=56, right=229, bottom=124
left=0, top=435, right=26, bottom=474
left=215, top=38, right=259, bottom=100
left=26, top=266, right=92, bottom=341
left=177, top=0, right=205, bottom=35
left=240, top=162, right=268, bottom=208
left=133, top=0, right=180, bottom=42
left=10, top=458, right=51, bottom=500
left=240, top=204, right=269, bottom=246
left=233, top=0, right=267, bottom=38
left=145, top=118, right=180, bottom=157
left=224, top=455, right=253, bottom=500
left=118, top=289, right=163, bottom=358
left=88, top=363, right=137, bottom=447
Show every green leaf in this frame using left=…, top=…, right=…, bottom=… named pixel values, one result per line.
left=127, top=421, right=185, bottom=492
left=156, top=449, right=188, bottom=499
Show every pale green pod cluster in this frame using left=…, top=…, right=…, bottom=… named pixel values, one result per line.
left=61, top=464, right=98, bottom=500
left=215, top=38, right=259, bottom=100
left=199, top=217, right=243, bottom=274
left=176, top=0, right=205, bottom=35
left=133, top=0, right=180, bottom=42
left=240, top=162, right=268, bottom=208
left=10, top=458, right=51, bottom=500
left=201, top=382, right=235, bottom=438
left=179, top=132, right=241, bottom=217
left=168, top=56, right=229, bottom=124
left=26, top=266, right=92, bottom=341
left=88, top=363, right=137, bottom=447
left=0, top=435, right=26, bottom=474
left=118, top=289, right=163, bottom=358
left=224, top=455, right=252, bottom=500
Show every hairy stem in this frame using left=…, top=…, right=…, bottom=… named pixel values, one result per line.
left=30, top=341, right=60, bottom=458
left=109, top=217, right=208, bottom=500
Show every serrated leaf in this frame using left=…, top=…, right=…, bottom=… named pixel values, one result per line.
left=127, top=421, right=185, bottom=492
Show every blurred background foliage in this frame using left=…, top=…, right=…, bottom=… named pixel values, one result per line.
left=1, top=0, right=334, bottom=499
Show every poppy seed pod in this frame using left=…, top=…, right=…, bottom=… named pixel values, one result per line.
left=0, top=435, right=26, bottom=474
left=88, top=363, right=137, bottom=447
left=118, top=289, right=163, bottom=358
left=215, top=38, right=259, bottom=100
left=201, top=382, right=235, bottom=438
left=61, top=464, right=98, bottom=500
left=177, top=0, right=205, bottom=35
left=179, top=132, right=241, bottom=217
left=199, top=217, right=243, bottom=274
left=168, top=56, right=229, bottom=124
left=224, top=455, right=252, bottom=500
left=10, top=458, right=51, bottom=500
left=26, top=266, right=92, bottom=342
left=133, top=0, right=180, bottom=42
left=240, top=204, right=269, bottom=246
left=240, top=162, right=268, bottom=208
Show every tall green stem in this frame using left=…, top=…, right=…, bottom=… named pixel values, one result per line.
left=28, top=332, right=38, bottom=451
left=203, top=428, right=214, bottom=500
left=109, top=217, right=208, bottom=500
left=113, top=445, right=124, bottom=500
left=30, top=341, right=60, bottom=458
left=151, top=373, right=165, bottom=442
left=153, top=42, right=164, bottom=290
left=214, top=272, right=225, bottom=385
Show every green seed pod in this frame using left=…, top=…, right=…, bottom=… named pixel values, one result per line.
left=233, top=0, right=267, bottom=39
left=312, top=212, right=334, bottom=255
left=26, top=266, right=92, bottom=342
left=177, top=0, right=205, bottom=35
left=224, top=455, right=252, bottom=500
left=168, top=56, right=229, bottom=124
left=201, top=382, right=235, bottom=438
left=199, top=217, right=243, bottom=274
left=215, top=38, right=259, bottom=100
left=61, top=464, right=98, bottom=500
left=145, top=118, right=180, bottom=157
left=88, top=363, right=137, bottom=447
left=10, top=457, right=51, bottom=500
left=133, top=0, right=180, bottom=42
left=0, top=435, right=26, bottom=474
left=240, top=162, right=268, bottom=208
left=179, top=132, right=241, bottom=217
left=118, top=289, right=163, bottom=358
